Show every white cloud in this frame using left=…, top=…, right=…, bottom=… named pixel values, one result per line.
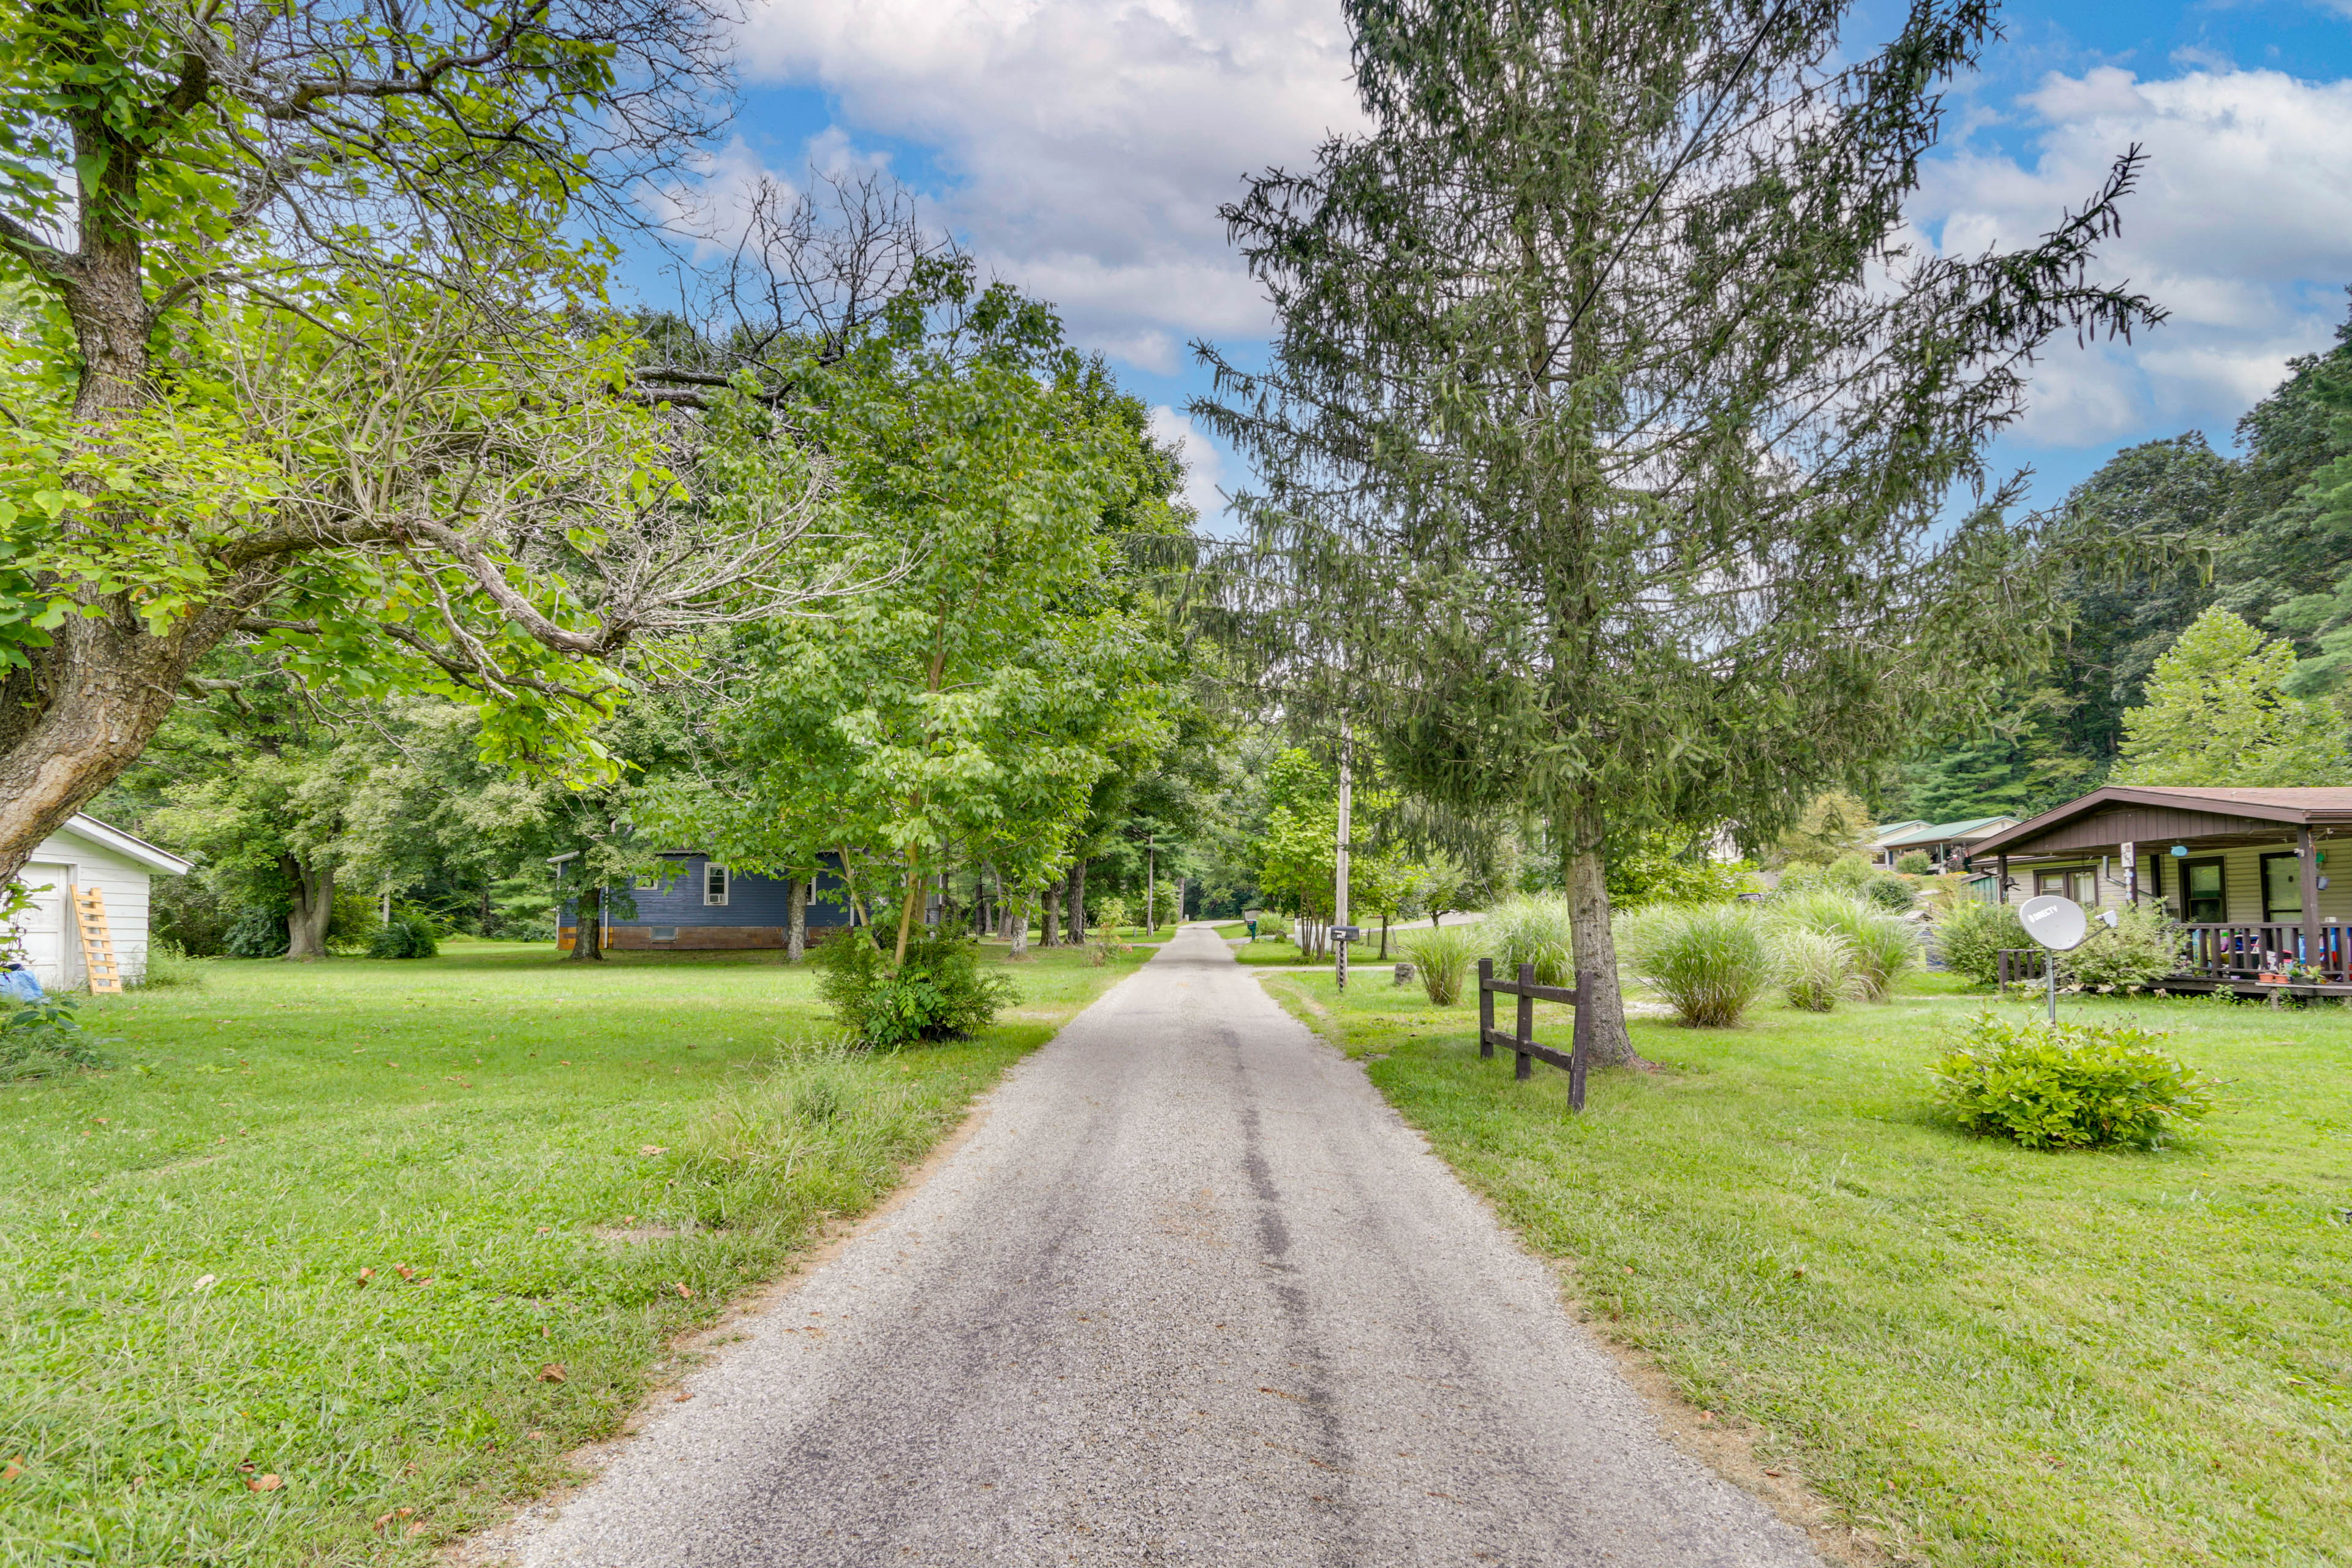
left=1148, top=404, right=1229, bottom=525
left=1916, top=66, right=2352, bottom=448
left=731, top=0, right=1366, bottom=368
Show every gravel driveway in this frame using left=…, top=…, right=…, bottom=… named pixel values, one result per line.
left=491, top=924, right=1817, bottom=1567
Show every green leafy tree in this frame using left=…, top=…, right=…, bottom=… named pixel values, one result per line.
left=0, top=0, right=855, bottom=886
left=1197, top=0, right=2159, bottom=1063
left=661, top=263, right=1172, bottom=967
left=2113, top=609, right=2346, bottom=786
left=1771, top=793, right=1877, bottom=869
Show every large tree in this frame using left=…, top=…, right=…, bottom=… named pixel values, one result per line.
left=1196, top=0, right=2160, bottom=1061
left=647, top=262, right=1181, bottom=966
left=2112, top=608, right=2346, bottom=788
left=0, top=0, right=848, bottom=884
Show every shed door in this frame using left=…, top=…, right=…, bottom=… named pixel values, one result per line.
left=9, top=863, right=72, bottom=990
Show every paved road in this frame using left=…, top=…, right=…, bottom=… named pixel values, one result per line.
left=500, top=924, right=1816, bottom=1567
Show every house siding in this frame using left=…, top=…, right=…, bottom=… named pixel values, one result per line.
left=7, top=829, right=164, bottom=989
left=2005, top=843, right=2352, bottom=925
left=560, top=855, right=857, bottom=951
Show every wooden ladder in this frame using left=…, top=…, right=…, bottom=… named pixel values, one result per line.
left=72, top=886, right=123, bottom=994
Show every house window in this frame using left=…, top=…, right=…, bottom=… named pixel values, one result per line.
left=650, top=925, right=678, bottom=943
left=704, top=864, right=730, bottom=907
left=635, top=873, right=662, bottom=891
left=2179, top=859, right=2225, bottom=923
left=2034, top=868, right=2098, bottom=906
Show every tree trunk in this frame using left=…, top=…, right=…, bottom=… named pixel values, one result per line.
left=283, top=857, right=334, bottom=961
left=569, top=883, right=605, bottom=961
left=0, top=603, right=248, bottom=886
left=1563, top=798, right=1634, bottom=1065
left=786, top=875, right=807, bottom=962
left=892, top=853, right=921, bottom=967
left=1071, top=861, right=1087, bottom=944
left=1379, top=916, right=1389, bottom=960
left=1009, top=893, right=1030, bottom=959
left=1042, top=883, right=1060, bottom=948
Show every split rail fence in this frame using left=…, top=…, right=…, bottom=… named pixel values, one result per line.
left=1477, top=958, right=1595, bottom=1112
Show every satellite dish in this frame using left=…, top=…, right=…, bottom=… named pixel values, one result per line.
left=2019, top=894, right=2089, bottom=952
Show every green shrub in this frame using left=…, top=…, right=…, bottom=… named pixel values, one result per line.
left=1484, top=894, right=1575, bottom=987
left=1895, top=851, right=1932, bottom=875
left=1931, top=1011, right=2215, bottom=1148
left=1933, top=899, right=2030, bottom=986
left=1403, top=924, right=1481, bottom=1006
left=222, top=907, right=289, bottom=959
left=1090, top=895, right=1131, bottom=965
left=368, top=914, right=439, bottom=960
left=1770, top=891, right=1917, bottom=1000
left=812, top=930, right=1017, bottom=1047
left=132, top=939, right=207, bottom=990
left=1616, top=903, right=1776, bottom=1027
left=1775, top=928, right=1858, bottom=1012
left=1254, top=912, right=1290, bottom=943
left=2060, top=903, right=2184, bottom=993
left=1782, top=854, right=1915, bottom=913
left=0, top=995, right=110, bottom=1080
left=1606, top=833, right=1762, bottom=910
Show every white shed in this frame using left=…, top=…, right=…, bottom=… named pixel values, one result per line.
left=7, top=815, right=193, bottom=992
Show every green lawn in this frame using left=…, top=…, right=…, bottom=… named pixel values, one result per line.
left=0, top=940, right=1145, bottom=1567
left=1261, top=968, right=2352, bottom=1567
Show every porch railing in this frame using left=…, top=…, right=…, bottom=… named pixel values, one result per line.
left=2175, top=922, right=2347, bottom=983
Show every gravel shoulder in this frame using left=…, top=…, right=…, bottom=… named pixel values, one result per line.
left=480, top=924, right=1817, bottom=1567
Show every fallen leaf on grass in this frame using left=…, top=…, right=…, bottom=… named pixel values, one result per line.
left=192, top=1273, right=217, bottom=1292
left=640, top=1145, right=669, bottom=1156
left=356, top=1267, right=374, bottom=1284
left=1, top=1458, right=23, bottom=1481
left=673, top=1392, right=693, bottom=1403
left=394, top=1265, right=415, bottom=1281
left=247, top=1474, right=282, bottom=1492
left=539, top=1363, right=567, bottom=1382
left=407, top=1523, right=428, bottom=1538
left=674, top=1283, right=694, bottom=1298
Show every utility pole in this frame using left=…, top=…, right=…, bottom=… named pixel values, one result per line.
left=1335, top=715, right=1352, bottom=992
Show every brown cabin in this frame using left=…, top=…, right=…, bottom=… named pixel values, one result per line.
left=1966, top=786, right=2352, bottom=992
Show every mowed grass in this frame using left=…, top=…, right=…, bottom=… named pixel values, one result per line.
left=1264, top=968, right=2352, bottom=1567
left=0, top=940, right=1145, bottom=1566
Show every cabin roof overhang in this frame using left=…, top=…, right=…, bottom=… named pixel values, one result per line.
left=1969, top=786, right=2352, bottom=862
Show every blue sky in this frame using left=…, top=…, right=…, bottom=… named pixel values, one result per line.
left=628, top=1, right=2352, bottom=529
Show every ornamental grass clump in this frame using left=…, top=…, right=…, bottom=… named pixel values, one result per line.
left=1615, top=903, right=1776, bottom=1027
left=1769, top=891, right=1917, bottom=1000
left=1484, top=894, right=1576, bottom=987
left=1403, top=924, right=1481, bottom=1006
left=1931, top=1011, right=2214, bottom=1148
left=1776, top=928, right=1860, bottom=1012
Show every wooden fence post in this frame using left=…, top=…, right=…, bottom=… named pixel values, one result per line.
left=1515, top=962, right=1535, bottom=1082
left=1478, top=958, right=1495, bottom=1059
left=1569, top=968, right=1592, bottom=1112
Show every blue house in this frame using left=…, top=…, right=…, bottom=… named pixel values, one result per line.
left=557, top=852, right=861, bottom=952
